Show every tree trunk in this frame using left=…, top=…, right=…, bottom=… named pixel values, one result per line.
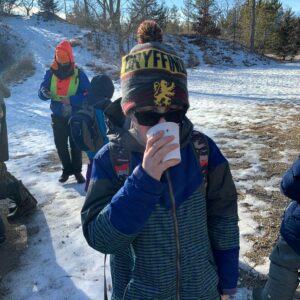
left=83, top=0, right=89, bottom=19
left=250, top=0, right=256, bottom=52
left=63, top=0, right=67, bottom=19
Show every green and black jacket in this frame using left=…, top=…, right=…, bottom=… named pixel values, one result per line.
left=81, top=103, right=239, bottom=300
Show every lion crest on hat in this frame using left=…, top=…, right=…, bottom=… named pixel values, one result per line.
left=153, top=80, right=175, bottom=107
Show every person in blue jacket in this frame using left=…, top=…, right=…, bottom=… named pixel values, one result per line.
left=253, top=155, right=300, bottom=300
left=38, top=40, right=90, bottom=183
left=81, top=20, right=239, bottom=300
left=84, top=74, right=114, bottom=191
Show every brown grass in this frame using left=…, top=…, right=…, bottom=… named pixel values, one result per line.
left=218, top=102, right=300, bottom=295
left=2, top=55, right=35, bottom=85
left=186, top=51, right=200, bottom=68
left=69, top=38, right=82, bottom=47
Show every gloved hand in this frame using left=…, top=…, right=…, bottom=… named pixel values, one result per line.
left=61, top=97, right=70, bottom=105
left=40, top=87, right=51, bottom=99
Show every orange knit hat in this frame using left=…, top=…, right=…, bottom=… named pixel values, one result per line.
left=55, top=48, right=70, bottom=64
left=51, top=40, right=74, bottom=71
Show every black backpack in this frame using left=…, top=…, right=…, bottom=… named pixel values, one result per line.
left=69, top=102, right=104, bottom=152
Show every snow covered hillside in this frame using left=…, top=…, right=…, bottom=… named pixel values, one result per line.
left=0, top=15, right=299, bottom=300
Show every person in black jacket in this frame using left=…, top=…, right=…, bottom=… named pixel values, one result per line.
left=253, top=155, right=300, bottom=300
left=0, top=79, right=37, bottom=226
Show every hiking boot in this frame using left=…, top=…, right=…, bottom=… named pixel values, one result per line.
left=59, top=173, right=69, bottom=183
left=74, top=172, right=85, bottom=184
left=0, top=216, right=6, bottom=244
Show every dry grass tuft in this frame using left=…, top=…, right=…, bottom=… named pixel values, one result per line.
left=186, top=51, right=200, bottom=68
left=2, top=55, right=35, bottom=85
left=69, top=38, right=82, bottom=47
left=203, top=54, right=215, bottom=65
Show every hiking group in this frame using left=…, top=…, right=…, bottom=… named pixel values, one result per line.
left=0, top=19, right=299, bottom=300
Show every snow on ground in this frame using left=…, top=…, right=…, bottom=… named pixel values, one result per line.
left=0, top=15, right=300, bottom=300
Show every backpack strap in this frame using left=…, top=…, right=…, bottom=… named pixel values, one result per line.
left=104, top=254, right=108, bottom=300
left=104, top=146, right=131, bottom=300
left=191, top=130, right=209, bottom=191
left=109, top=144, right=131, bottom=185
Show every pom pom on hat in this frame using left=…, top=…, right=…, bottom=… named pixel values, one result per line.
left=137, top=20, right=163, bottom=44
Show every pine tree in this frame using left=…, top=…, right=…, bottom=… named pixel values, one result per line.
left=182, top=0, right=196, bottom=33
left=275, top=11, right=300, bottom=59
left=220, top=4, right=242, bottom=45
left=129, top=0, right=168, bottom=30
left=192, top=0, right=220, bottom=36
left=290, top=17, right=300, bottom=55
left=166, top=5, right=182, bottom=34
left=255, top=0, right=283, bottom=52
left=38, top=0, right=59, bottom=14
left=238, top=0, right=282, bottom=52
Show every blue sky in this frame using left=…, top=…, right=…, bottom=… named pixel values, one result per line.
left=165, top=0, right=300, bottom=14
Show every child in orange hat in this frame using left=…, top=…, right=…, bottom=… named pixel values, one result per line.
left=38, top=40, right=90, bottom=184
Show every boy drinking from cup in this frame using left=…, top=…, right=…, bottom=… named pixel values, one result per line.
left=81, top=20, right=239, bottom=300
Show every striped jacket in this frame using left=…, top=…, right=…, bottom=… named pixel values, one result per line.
left=81, top=115, right=239, bottom=300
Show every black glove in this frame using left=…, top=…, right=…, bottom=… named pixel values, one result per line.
left=40, top=87, right=51, bottom=99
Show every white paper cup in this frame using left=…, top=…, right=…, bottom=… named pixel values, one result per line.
left=147, top=122, right=181, bottom=162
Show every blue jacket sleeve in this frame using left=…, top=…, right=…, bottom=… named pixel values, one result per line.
left=70, top=69, right=90, bottom=107
left=81, top=145, right=165, bottom=254
left=109, top=165, right=165, bottom=234
left=206, top=136, right=239, bottom=295
left=281, top=156, right=300, bottom=202
left=38, top=70, right=51, bottom=100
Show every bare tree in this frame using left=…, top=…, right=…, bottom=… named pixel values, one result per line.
left=0, top=0, right=19, bottom=14
left=63, top=0, right=67, bottom=17
left=21, top=0, right=35, bottom=16
left=83, top=0, right=89, bottom=18
left=91, top=0, right=123, bottom=53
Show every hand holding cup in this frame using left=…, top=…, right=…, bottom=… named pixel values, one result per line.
left=142, top=122, right=181, bottom=181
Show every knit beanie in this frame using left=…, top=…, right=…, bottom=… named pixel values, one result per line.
left=51, top=40, right=74, bottom=71
left=121, top=20, right=189, bottom=115
left=87, top=74, right=115, bottom=108
left=55, top=49, right=70, bottom=64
